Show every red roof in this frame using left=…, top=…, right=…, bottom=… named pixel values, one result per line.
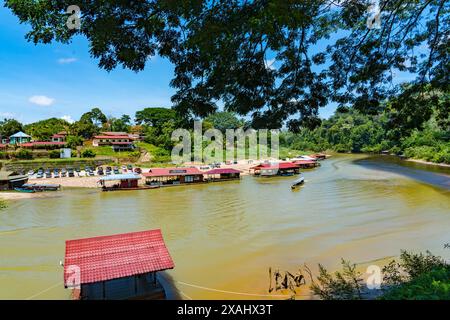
left=251, top=162, right=300, bottom=170
left=51, top=134, right=65, bottom=138
left=205, top=168, right=241, bottom=175
left=143, top=167, right=203, bottom=177
left=21, top=141, right=66, bottom=147
left=293, top=160, right=316, bottom=164
left=64, top=229, right=174, bottom=286
left=94, top=135, right=130, bottom=139
left=0, top=144, right=6, bottom=148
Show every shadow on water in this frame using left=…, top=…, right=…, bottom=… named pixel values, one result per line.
left=353, top=155, right=450, bottom=191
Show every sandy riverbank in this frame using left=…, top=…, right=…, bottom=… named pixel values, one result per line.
left=405, top=158, right=450, bottom=168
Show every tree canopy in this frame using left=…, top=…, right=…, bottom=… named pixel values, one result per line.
left=0, top=118, right=23, bottom=138
left=23, top=118, right=69, bottom=141
left=5, top=0, right=449, bottom=130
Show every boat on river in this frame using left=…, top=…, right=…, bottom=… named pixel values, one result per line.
left=291, top=176, right=305, bottom=189
left=22, top=183, right=61, bottom=191
left=14, top=187, right=35, bottom=193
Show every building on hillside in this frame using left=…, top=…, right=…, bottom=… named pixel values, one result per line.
left=0, top=171, right=28, bottom=190
left=9, top=132, right=31, bottom=145
left=63, top=229, right=175, bottom=300
left=51, top=131, right=67, bottom=142
left=0, top=143, right=7, bottom=150
left=92, top=132, right=136, bottom=151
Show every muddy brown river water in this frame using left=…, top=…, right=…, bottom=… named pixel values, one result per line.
left=1, top=154, right=449, bottom=299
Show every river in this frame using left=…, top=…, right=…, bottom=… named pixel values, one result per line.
left=1, top=154, right=449, bottom=299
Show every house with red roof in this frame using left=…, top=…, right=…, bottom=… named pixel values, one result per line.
left=64, top=229, right=174, bottom=300
left=51, top=131, right=67, bottom=142
left=92, top=132, right=135, bottom=151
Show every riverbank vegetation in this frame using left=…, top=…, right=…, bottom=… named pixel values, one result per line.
left=280, top=107, right=450, bottom=164
left=272, top=250, right=450, bottom=300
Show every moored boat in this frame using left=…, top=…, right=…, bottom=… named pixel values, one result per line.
left=14, top=187, right=35, bottom=193
left=291, top=176, right=305, bottom=189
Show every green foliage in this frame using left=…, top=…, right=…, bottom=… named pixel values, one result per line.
left=135, top=108, right=178, bottom=127
left=81, top=149, right=96, bottom=158
left=282, top=107, right=450, bottom=164
left=5, top=1, right=447, bottom=129
left=107, top=114, right=132, bottom=132
left=380, top=267, right=450, bottom=300
left=48, top=150, right=60, bottom=159
left=380, top=251, right=450, bottom=300
left=65, top=135, right=83, bottom=149
left=0, top=151, right=9, bottom=160
left=0, top=118, right=23, bottom=137
left=204, top=112, right=244, bottom=132
left=0, top=200, right=6, bottom=210
left=23, top=118, right=68, bottom=141
left=14, top=149, right=33, bottom=159
left=310, top=259, right=364, bottom=300
left=310, top=251, right=449, bottom=300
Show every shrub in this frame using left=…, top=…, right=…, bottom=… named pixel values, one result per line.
left=15, top=149, right=33, bottom=160
left=380, top=267, right=450, bottom=300
left=49, top=150, right=60, bottom=159
left=310, top=259, right=364, bottom=300
left=81, top=149, right=96, bottom=158
left=0, top=151, right=9, bottom=159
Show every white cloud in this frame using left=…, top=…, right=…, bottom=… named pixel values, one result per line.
left=57, top=57, right=78, bottom=64
left=61, top=115, right=75, bottom=124
left=28, top=95, right=55, bottom=106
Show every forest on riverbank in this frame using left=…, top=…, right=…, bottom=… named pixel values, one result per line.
left=280, top=107, right=450, bottom=164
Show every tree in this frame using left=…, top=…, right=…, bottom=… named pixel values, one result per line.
left=66, top=135, right=84, bottom=148
left=108, top=114, right=132, bottom=132
left=204, top=112, right=245, bottom=132
left=80, top=107, right=107, bottom=127
left=0, top=118, right=23, bottom=138
left=135, top=107, right=178, bottom=128
left=23, top=118, right=69, bottom=141
left=5, top=0, right=448, bottom=131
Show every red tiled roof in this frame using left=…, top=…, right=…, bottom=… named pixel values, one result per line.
left=205, top=168, right=241, bottom=175
left=21, top=141, right=66, bottom=147
left=64, top=229, right=174, bottom=286
left=51, top=134, right=65, bottom=138
left=143, top=167, right=203, bottom=177
left=0, top=144, right=6, bottom=148
left=293, top=160, right=316, bottom=164
left=94, top=135, right=130, bottom=139
left=250, top=162, right=300, bottom=170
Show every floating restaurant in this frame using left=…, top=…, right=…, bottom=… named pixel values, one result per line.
left=143, top=167, right=204, bottom=186
left=98, top=173, right=145, bottom=191
left=0, top=171, right=28, bottom=190
left=63, top=229, right=174, bottom=300
left=204, top=168, right=241, bottom=181
left=250, top=162, right=301, bottom=176
left=292, top=159, right=320, bottom=169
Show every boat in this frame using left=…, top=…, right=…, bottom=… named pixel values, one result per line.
left=22, top=183, right=61, bottom=191
left=291, top=176, right=305, bottom=189
left=14, top=187, right=35, bottom=193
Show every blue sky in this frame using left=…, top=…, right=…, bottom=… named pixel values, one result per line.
left=0, top=5, right=415, bottom=125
